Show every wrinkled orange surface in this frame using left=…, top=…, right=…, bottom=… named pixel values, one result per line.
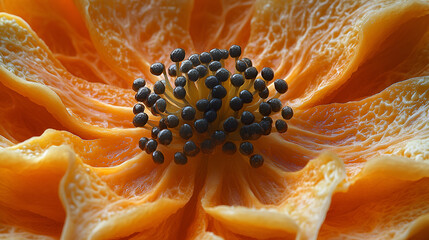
left=0, top=0, right=428, bottom=239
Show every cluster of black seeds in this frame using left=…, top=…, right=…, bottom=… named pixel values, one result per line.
left=132, top=45, right=293, bottom=168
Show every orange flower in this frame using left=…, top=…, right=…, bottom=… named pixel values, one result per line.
left=0, top=0, right=429, bottom=239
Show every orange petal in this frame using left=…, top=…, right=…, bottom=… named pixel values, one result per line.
left=60, top=150, right=196, bottom=239
left=0, top=143, right=69, bottom=237
left=0, top=128, right=198, bottom=238
left=201, top=152, right=346, bottom=239
left=0, top=0, right=127, bottom=87
left=245, top=0, right=429, bottom=109
left=74, top=0, right=196, bottom=83
left=0, top=128, right=145, bottom=237
left=321, top=16, right=429, bottom=105
left=190, top=0, right=254, bottom=52
left=11, top=129, right=143, bottom=167
left=0, top=224, right=57, bottom=240
left=283, top=76, right=429, bottom=179
left=319, top=156, right=429, bottom=239
left=0, top=81, right=65, bottom=144
left=0, top=13, right=138, bottom=138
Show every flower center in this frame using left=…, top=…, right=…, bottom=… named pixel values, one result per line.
left=132, top=46, right=293, bottom=168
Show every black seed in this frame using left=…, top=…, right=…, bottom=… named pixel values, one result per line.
left=151, top=127, right=160, bottom=139
left=261, top=67, right=274, bottom=81
left=220, top=49, right=229, bottom=59
left=133, top=112, right=148, bottom=127
left=157, top=118, right=170, bottom=130
left=229, top=45, right=241, bottom=58
left=152, top=150, right=164, bottom=164
left=253, top=79, right=266, bottom=92
left=179, top=124, right=193, bottom=140
left=222, top=141, right=237, bottom=155
left=166, top=115, right=179, bottom=128
left=152, top=107, right=160, bottom=116
left=259, top=88, right=269, bottom=99
left=132, top=78, right=146, bottom=92
left=174, top=152, right=187, bottom=165
left=170, top=48, right=185, bottom=62
left=275, top=119, right=288, bottom=133
left=180, top=60, right=193, bottom=74
left=242, top=58, right=252, bottom=67
left=204, top=109, right=217, bottom=123
left=239, top=90, right=253, bottom=103
left=158, top=129, right=173, bottom=145
left=259, top=102, right=272, bottom=116
left=215, top=68, right=230, bottom=82
left=281, top=106, right=294, bottom=120
left=274, top=79, right=288, bottom=94
left=196, top=99, right=209, bottom=112
left=239, top=142, right=254, bottom=155
left=209, top=98, right=222, bottom=111
left=201, top=139, right=215, bottom=154
left=199, top=52, right=212, bottom=64
left=240, top=123, right=263, bottom=140
left=194, top=119, right=209, bottom=133
left=153, top=98, right=167, bottom=113
left=150, top=105, right=159, bottom=116
left=147, top=93, right=160, bottom=106
left=229, top=97, right=243, bottom=111
left=235, top=60, right=247, bottom=72
left=155, top=98, right=166, bottom=113
left=133, top=103, right=145, bottom=114
left=241, top=111, right=255, bottom=125
left=250, top=154, right=264, bottom=168
left=173, top=86, right=186, bottom=99
left=151, top=108, right=159, bottom=115
left=153, top=81, right=165, bottom=94
left=262, top=116, right=273, bottom=124
left=195, top=64, right=208, bottom=78
left=146, top=93, right=160, bottom=108
left=183, top=140, right=200, bottom=157
left=212, top=85, right=227, bottom=99
left=209, top=61, right=222, bottom=72
left=239, top=125, right=251, bottom=140
left=189, top=54, right=200, bottom=66
left=187, top=69, right=199, bottom=82
left=135, top=87, right=151, bottom=102
left=145, top=139, right=158, bottom=154
left=159, top=118, right=168, bottom=130
left=205, top=76, right=219, bottom=89
left=211, top=130, right=226, bottom=145
left=175, top=76, right=187, bottom=87
left=181, top=106, right=196, bottom=121
left=168, top=64, right=177, bottom=77
left=150, top=63, right=164, bottom=76
left=210, top=48, right=222, bottom=61
left=268, top=98, right=282, bottom=112
left=223, top=117, right=238, bottom=132
left=230, top=73, right=244, bottom=87
left=244, top=67, right=258, bottom=79
left=139, top=137, right=148, bottom=150
left=259, top=120, right=272, bottom=135
left=248, top=123, right=263, bottom=140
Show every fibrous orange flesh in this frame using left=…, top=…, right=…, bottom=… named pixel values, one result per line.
left=0, top=0, right=428, bottom=239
